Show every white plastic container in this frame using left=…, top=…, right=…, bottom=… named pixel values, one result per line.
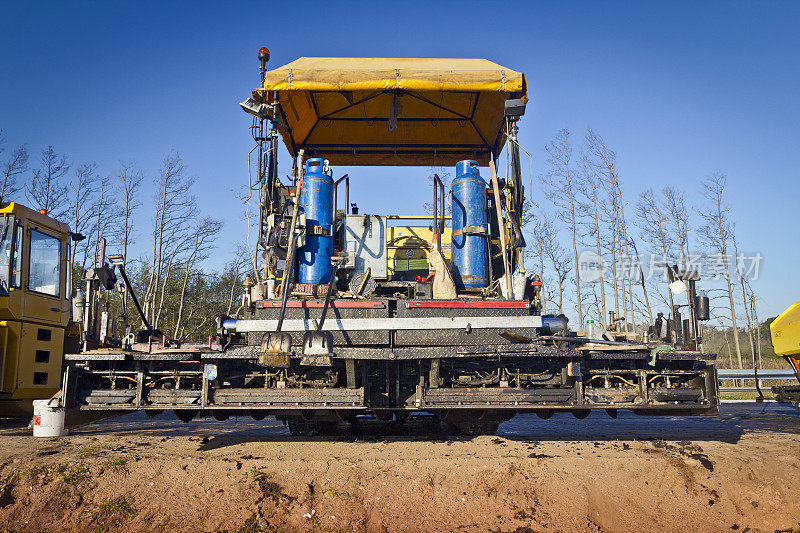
left=32, top=399, right=67, bottom=437
left=499, top=273, right=527, bottom=300
left=512, top=274, right=526, bottom=300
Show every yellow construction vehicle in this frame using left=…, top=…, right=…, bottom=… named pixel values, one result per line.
left=769, top=301, right=800, bottom=403
left=0, top=202, right=72, bottom=418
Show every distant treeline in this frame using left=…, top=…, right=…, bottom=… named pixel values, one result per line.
left=1, top=132, right=248, bottom=342
left=525, top=127, right=769, bottom=371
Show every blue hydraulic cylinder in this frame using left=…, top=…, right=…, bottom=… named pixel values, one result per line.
left=450, top=160, right=489, bottom=290
left=298, top=158, right=334, bottom=285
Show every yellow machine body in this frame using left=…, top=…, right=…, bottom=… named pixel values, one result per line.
left=386, top=218, right=452, bottom=279
left=770, top=301, right=800, bottom=358
left=0, top=202, right=71, bottom=417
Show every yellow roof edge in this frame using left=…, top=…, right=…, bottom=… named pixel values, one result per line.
left=255, top=57, right=528, bottom=101
left=249, top=57, right=528, bottom=166
left=0, top=201, right=70, bottom=235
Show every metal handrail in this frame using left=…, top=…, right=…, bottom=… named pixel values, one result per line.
left=333, top=174, right=350, bottom=222
left=432, top=173, right=445, bottom=253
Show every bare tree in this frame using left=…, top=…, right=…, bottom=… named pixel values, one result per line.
left=27, top=146, right=70, bottom=218
left=226, top=242, right=252, bottom=315
left=539, top=217, right=571, bottom=313
left=585, top=284, right=602, bottom=325
left=67, top=163, right=98, bottom=292
left=751, top=293, right=762, bottom=369
left=422, top=166, right=452, bottom=215
left=585, top=128, right=622, bottom=326
left=0, top=133, right=28, bottom=203
left=113, top=161, right=144, bottom=262
left=662, top=185, right=702, bottom=336
left=90, top=175, right=119, bottom=267
left=720, top=319, right=734, bottom=369
left=733, top=235, right=758, bottom=370
left=173, top=217, right=223, bottom=339
left=609, top=176, right=631, bottom=331
left=615, top=179, right=638, bottom=330
left=578, top=155, right=607, bottom=326
left=698, top=172, right=743, bottom=369
left=662, top=187, right=692, bottom=268
left=543, top=128, right=583, bottom=326
left=628, top=238, right=653, bottom=325
left=636, top=188, right=675, bottom=314
left=525, top=213, right=549, bottom=314
left=143, top=152, right=196, bottom=328
left=111, top=161, right=144, bottom=327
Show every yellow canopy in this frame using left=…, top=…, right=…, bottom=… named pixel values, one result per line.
left=252, top=57, right=528, bottom=166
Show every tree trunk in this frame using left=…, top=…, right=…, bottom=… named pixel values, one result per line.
left=752, top=294, right=762, bottom=369
left=609, top=195, right=620, bottom=325
left=154, top=254, right=175, bottom=330
left=173, top=263, right=192, bottom=339
left=569, top=194, right=582, bottom=327
left=227, top=271, right=239, bottom=315
left=614, top=186, right=629, bottom=331
left=739, top=273, right=756, bottom=369
left=630, top=240, right=653, bottom=325
left=592, top=191, right=607, bottom=327
left=174, top=230, right=202, bottom=339
left=718, top=226, right=742, bottom=368
left=725, top=271, right=743, bottom=369
left=617, top=182, right=636, bottom=331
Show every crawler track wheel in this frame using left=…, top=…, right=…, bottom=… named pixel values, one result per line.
left=442, top=410, right=503, bottom=436
left=287, top=419, right=338, bottom=436
left=174, top=409, right=199, bottom=423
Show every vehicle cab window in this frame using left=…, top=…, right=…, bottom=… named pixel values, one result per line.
left=0, top=215, right=13, bottom=295
left=28, top=229, right=61, bottom=297
left=11, top=224, right=22, bottom=288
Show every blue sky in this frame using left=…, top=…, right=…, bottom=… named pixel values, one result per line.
left=2, top=1, right=799, bottom=320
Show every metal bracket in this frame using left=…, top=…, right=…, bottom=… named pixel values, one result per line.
left=451, top=225, right=487, bottom=238
left=300, top=355, right=333, bottom=367
left=307, top=224, right=332, bottom=236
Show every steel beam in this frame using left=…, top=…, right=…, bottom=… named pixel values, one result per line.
left=223, top=315, right=544, bottom=333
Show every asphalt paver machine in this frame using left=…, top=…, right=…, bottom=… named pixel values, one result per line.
left=62, top=51, right=719, bottom=434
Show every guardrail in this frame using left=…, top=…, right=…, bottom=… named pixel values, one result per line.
left=718, top=368, right=796, bottom=379
left=717, top=368, right=797, bottom=393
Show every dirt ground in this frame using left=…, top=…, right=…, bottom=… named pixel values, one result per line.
left=1, top=403, right=799, bottom=533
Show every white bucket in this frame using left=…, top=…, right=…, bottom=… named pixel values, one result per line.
left=32, top=399, right=67, bottom=437
left=499, top=273, right=527, bottom=300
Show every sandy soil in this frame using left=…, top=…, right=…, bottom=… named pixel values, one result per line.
left=1, top=404, right=799, bottom=532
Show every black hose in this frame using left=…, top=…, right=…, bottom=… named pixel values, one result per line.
left=317, top=262, right=339, bottom=332
left=275, top=236, right=296, bottom=333
left=510, top=142, right=523, bottom=214
left=753, top=364, right=764, bottom=401
left=117, top=265, right=152, bottom=331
